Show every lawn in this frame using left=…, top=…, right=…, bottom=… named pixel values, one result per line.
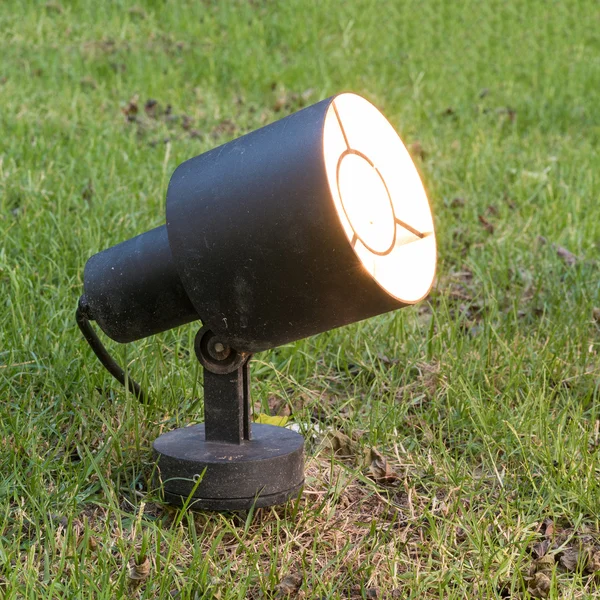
left=0, top=0, right=599, bottom=598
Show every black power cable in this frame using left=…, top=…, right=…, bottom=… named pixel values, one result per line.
left=76, top=295, right=147, bottom=402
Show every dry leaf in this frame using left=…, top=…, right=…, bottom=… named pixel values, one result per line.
left=276, top=572, right=302, bottom=596
left=538, top=236, right=579, bottom=266
left=122, top=95, right=139, bottom=121
left=527, top=571, right=551, bottom=598
left=129, top=557, right=150, bottom=583
left=50, top=514, right=69, bottom=529
left=455, top=526, right=468, bottom=543
left=211, top=119, right=236, bottom=139
left=144, top=99, right=158, bottom=118
left=559, top=547, right=580, bottom=571
left=181, top=115, right=193, bottom=130
left=528, top=519, right=600, bottom=584
left=377, top=353, right=399, bottom=366
left=586, top=549, right=600, bottom=573
left=327, top=431, right=359, bottom=459
left=532, top=554, right=555, bottom=575
left=532, top=539, right=550, bottom=559
left=267, top=395, right=291, bottom=417
left=503, top=193, right=516, bottom=210
left=554, top=245, right=578, bottom=266
left=273, top=93, right=288, bottom=112
left=478, top=214, right=494, bottom=234
left=498, top=106, right=517, bottom=122
left=366, top=448, right=400, bottom=485
left=82, top=180, right=94, bottom=204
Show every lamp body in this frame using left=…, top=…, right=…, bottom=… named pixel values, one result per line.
left=79, top=92, right=437, bottom=511
left=84, top=95, right=407, bottom=352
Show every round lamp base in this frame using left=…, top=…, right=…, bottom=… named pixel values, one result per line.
left=153, top=423, right=304, bottom=511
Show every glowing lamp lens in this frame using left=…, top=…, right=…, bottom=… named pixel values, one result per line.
left=324, top=93, right=436, bottom=303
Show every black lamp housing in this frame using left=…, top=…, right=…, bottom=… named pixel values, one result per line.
left=78, top=92, right=437, bottom=510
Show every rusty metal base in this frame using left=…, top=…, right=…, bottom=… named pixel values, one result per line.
left=153, top=423, right=304, bottom=511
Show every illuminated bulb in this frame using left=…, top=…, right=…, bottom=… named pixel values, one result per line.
left=337, top=152, right=396, bottom=254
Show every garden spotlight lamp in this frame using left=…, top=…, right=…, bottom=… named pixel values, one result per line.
left=77, top=93, right=437, bottom=510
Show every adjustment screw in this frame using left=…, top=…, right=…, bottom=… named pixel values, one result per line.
left=207, top=337, right=231, bottom=360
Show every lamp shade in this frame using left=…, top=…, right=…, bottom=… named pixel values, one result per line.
left=83, top=93, right=436, bottom=353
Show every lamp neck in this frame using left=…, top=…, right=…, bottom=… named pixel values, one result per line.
left=194, top=326, right=253, bottom=445
left=203, top=360, right=251, bottom=444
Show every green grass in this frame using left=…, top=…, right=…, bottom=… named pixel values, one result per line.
left=1, top=0, right=599, bottom=598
